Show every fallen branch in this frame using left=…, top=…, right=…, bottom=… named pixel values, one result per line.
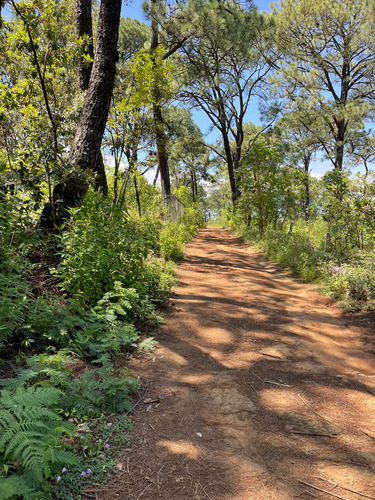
left=316, top=476, right=375, bottom=500
left=261, top=353, right=283, bottom=359
left=143, top=398, right=160, bottom=404
left=297, top=394, right=334, bottom=425
left=252, top=372, right=290, bottom=387
left=291, top=432, right=337, bottom=438
left=264, top=380, right=291, bottom=387
left=298, top=480, right=347, bottom=500
left=358, top=428, right=375, bottom=441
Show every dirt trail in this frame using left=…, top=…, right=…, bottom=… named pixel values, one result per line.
left=103, top=228, right=375, bottom=500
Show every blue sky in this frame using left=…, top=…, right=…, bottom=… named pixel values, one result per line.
left=122, top=0, right=273, bottom=139
left=121, top=0, right=368, bottom=178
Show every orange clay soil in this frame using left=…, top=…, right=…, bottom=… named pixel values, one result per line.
left=97, top=228, right=375, bottom=500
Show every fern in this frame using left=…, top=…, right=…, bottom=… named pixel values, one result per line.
left=0, top=354, right=73, bottom=392
left=0, top=476, right=36, bottom=500
left=0, top=386, right=80, bottom=498
left=60, top=362, right=139, bottom=419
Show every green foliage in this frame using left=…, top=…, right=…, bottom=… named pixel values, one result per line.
left=130, top=46, right=174, bottom=109
left=240, top=217, right=331, bottom=283
left=61, top=363, right=139, bottom=420
left=0, top=351, right=141, bottom=498
left=322, top=257, right=375, bottom=302
left=59, top=190, right=176, bottom=310
left=0, top=386, right=79, bottom=499
left=59, top=190, right=146, bottom=306
left=160, top=221, right=187, bottom=260
left=0, top=271, right=30, bottom=347
left=159, top=188, right=205, bottom=261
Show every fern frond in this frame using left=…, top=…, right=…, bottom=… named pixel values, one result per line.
left=0, top=476, right=34, bottom=500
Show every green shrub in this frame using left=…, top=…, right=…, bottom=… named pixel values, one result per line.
left=323, top=259, right=375, bottom=302
left=59, top=190, right=150, bottom=306
left=242, top=219, right=331, bottom=283
left=159, top=222, right=187, bottom=260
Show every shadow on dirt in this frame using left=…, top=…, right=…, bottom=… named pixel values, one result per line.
left=100, top=228, right=375, bottom=500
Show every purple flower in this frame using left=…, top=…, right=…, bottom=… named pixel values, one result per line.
left=56, top=476, right=62, bottom=482
left=81, top=471, right=86, bottom=476
left=62, top=468, right=67, bottom=473
left=86, top=469, right=91, bottom=475
left=105, top=444, right=110, bottom=449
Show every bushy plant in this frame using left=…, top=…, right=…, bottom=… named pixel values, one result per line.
left=159, top=221, right=187, bottom=260
left=60, top=362, right=139, bottom=419
left=242, top=218, right=331, bottom=283
left=59, top=190, right=150, bottom=306
left=322, top=258, right=375, bottom=302
left=0, top=351, right=140, bottom=498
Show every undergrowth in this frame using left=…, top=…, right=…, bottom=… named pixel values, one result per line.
left=231, top=217, right=375, bottom=311
left=0, top=187, right=203, bottom=499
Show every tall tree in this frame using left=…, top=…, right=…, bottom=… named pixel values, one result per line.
left=179, top=0, right=271, bottom=203
left=275, top=114, right=319, bottom=220
left=42, top=0, right=121, bottom=227
left=150, top=0, right=171, bottom=207
left=273, top=0, right=375, bottom=173
left=75, top=0, right=107, bottom=195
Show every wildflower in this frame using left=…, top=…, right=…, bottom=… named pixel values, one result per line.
left=86, top=469, right=92, bottom=474
left=62, top=468, right=67, bottom=473
left=81, top=471, right=86, bottom=476
left=56, top=476, right=62, bottom=482
left=105, top=444, right=110, bottom=449
left=83, top=445, right=88, bottom=451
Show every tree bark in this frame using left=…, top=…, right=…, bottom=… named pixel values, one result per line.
left=41, top=0, right=121, bottom=229
left=303, top=153, right=311, bottom=221
left=75, top=0, right=94, bottom=92
left=75, top=0, right=108, bottom=195
left=221, top=125, right=238, bottom=203
left=151, top=0, right=171, bottom=207
left=69, top=0, right=120, bottom=184
left=334, top=117, right=346, bottom=171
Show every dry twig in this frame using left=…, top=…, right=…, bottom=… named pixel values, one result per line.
left=316, top=476, right=375, bottom=500
left=136, top=483, right=152, bottom=499
left=298, top=480, right=347, bottom=500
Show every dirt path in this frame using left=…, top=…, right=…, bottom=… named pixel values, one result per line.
left=103, top=228, right=375, bottom=499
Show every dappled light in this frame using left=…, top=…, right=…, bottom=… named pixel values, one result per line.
left=114, top=228, right=375, bottom=500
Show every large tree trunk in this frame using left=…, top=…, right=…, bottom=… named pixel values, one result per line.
left=75, top=0, right=108, bottom=195
left=69, top=0, right=120, bottom=188
left=41, top=0, right=120, bottom=229
left=150, top=0, right=171, bottom=207
left=221, top=125, right=238, bottom=203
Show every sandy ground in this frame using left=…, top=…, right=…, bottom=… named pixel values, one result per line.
left=96, top=228, right=375, bottom=500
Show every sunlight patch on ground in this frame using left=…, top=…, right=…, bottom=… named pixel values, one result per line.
left=157, top=440, right=201, bottom=460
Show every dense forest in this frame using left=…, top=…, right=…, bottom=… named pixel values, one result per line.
left=0, top=0, right=374, bottom=497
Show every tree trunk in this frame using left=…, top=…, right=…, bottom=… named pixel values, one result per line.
left=151, top=0, right=171, bottom=207
left=133, top=175, right=142, bottom=217
left=41, top=0, right=121, bottom=229
left=222, top=126, right=238, bottom=203
left=303, top=153, right=311, bottom=221
left=75, top=0, right=108, bottom=195
left=75, top=0, right=94, bottom=91
left=334, top=118, right=346, bottom=171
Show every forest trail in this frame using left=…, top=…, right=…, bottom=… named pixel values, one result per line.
left=102, top=228, right=375, bottom=500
